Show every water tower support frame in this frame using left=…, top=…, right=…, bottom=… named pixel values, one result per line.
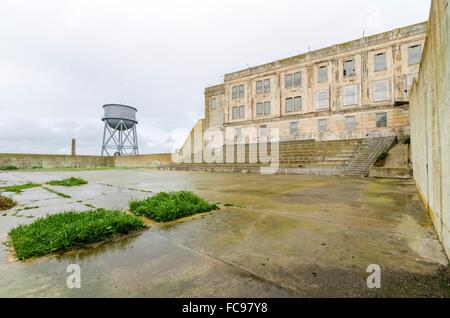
left=101, top=119, right=139, bottom=156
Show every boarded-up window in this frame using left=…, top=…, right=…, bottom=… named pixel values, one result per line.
left=289, top=122, right=298, bottom=135
left=374, top=52, right=387, bottom=71
left=376, top=112, right=387, bottom=128
left=373, top=80, right=391, bottom=102
left=232, top=86, right=238, bottom=99
left=345, top=116, right=356, bottom=130
left=209, top=97, right=217, bottom=110
left=316, top=90, right=329, bottom=109
left=263, top=79, right=270, bottom=93
left=343, top=60, right=356, bottom=77
left=408, top=44, right=422, bottom=65
left=318, top=66, right=328, bottom=83
left=318, top=119, right=327, bottom=132
left=256, top=81, right=263, bottom=94
left=343, top=85, right=358, bottom=106
left=239, top=85, right=245, bottom=98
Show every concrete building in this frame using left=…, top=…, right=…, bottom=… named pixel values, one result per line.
left=204, top=22, right=427, bottom=144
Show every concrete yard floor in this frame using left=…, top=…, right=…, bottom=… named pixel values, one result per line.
left=0, top=169, right=449, bottom=297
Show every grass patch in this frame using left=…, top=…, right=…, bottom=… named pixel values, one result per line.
left=46, top=177, right=88, bottom=187
left=41, top=186, right=71, bottom=199
left=8, top=209, right=145, bottom=260
left=129, top=191, right=219, bottom=222
left=0, top=165, right=18, bottom=171
left=0, top=182, right=41, bottom=193
left=0, top=195, right=16, bottom=211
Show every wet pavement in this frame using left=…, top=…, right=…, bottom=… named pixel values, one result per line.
left=0, top=169, right=449, bottom=297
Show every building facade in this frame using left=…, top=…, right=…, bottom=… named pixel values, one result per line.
left=204, top=22, right=427, bottom=144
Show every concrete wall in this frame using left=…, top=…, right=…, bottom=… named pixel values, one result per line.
left=0, top=153, right=114, bottom=169
left=114, top=153, right=172, bottom=168
left=205, top=22, right=427, bottom=143
left=410, top=0, right=450, bottom=258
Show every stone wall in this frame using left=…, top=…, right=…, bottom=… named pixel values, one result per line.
left=114, top=153, right=172, bottom=168
left=0, top=153, right=114, bottom=169
left=410, top=0, right=450, bottom=258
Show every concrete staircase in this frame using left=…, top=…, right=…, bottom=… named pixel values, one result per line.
left=342, top=137, right=397, bottom=177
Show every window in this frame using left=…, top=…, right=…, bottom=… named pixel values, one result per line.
left=374, top=52, right=387, bottom=71
left=232, top=86, right=238, bottom=99
left=232, top=106, right=245, bottom=119
left=293, top=72, right=301, bottom=87
left=345, top=116, right=356, bottom=130
left=285, top=72, right=301, bottom=88
left=209, top=97, right=217, bottom=110
left=376, top=112, right=387, bottom=128
left=285, top=74, right=293, bottom=88
left=342, top=85, right=358, bottom=106
left=408, top=44, right=422, bottom=65
left=256, top=102, right=263, bottom=116
left=404, top=74, right=418, bottom=95
left=343, top=60, right=356, bottom=77
left=373, top=80, right=391, bottom=102
left=260, top=125, right=267, bottom=137
left=316, top=90, right=329, bottom=109
left=263, top=79, right=270, bottom=93
left=263, top=101, right=271, bottom=115
left=235, top=128, right=242, bottom=141
left=294, top=96, right=302, bottom=112
left=318, top=65, right=328, bottom=83
left=256, top=81, right=263, bottom=94
left=318, top=119, right=327, bottom=132
left=285, top=98, right=293, bottom=113
left=239, top=85, right=245, bottom=98
left=289, top=122, right=298, bottom=135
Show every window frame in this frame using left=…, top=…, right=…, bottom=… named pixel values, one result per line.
left=374, top=52, right=387, bottom=72
left=238, top=85, right=245, bottom=98
left=345, top=116, right=356, bottom=130
left=256, top=81, right=263, bottom=94
left=342, top=84, right=359, bottom=106
left=263, top=79, right=270, bottom=93
left=372, top=79, right=391, bottom=102
left=408, top=44, right=422, bottom=65
left=256, top=102, right=263, bottom=116
left=317, top=65, right=328, bottom=83
left=285, top=97, right=293, bottom=113
left=232, top=86, right=238, bottom=99
left=316, top=90, right=330, bottom=110
left=343, top=59, right=356, bottom=77
left=318, top=119, right=327, bottom=132
left=263, top=101, right=271, bottom=115
left=209, top=97, right=217, bottom=110
left=376, top=112, right=388, bottom=128
left=289, top=121, right=299, bottom=136
left=238, top=105, right=245, bottom=119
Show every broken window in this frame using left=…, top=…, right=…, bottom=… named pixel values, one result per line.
left=343, top=59, right=356, bottom=77
left=256, top=81, right=263, bottom=94
left=408, top=44, right=422, bottom=65
left=345, top=116, right=356, bottom=130
left=263, top=79, right=270, bottom=93
left=316, top=90, right=329, bottom=109
left=289, top=122, right=298, bottom=135
left=376, top=112, right=388, bottom=128
left=342, top=85, right=358, bottom=106
left=373, top=80, right=391, bottom=102
left=209, top=97, right=217, bottom=110
left=374, top=52, right=387, bottom=72
left=232, top=86, right=238, bottom=99
left=285, top=97, right=293, bottom=113
left=239, top=85, right=245, bottom=98
left=318, top=119, right=327, bottom=132
left=318, top=65, right=328, bottom=83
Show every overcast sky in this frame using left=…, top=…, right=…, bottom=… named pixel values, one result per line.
left=0, top=0, right=431, bottom=155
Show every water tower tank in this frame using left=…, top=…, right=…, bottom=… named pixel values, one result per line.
left=102, top=104, right=138, bottom=130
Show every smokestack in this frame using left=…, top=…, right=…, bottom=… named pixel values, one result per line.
left=71, top=139, right=76, bottom=156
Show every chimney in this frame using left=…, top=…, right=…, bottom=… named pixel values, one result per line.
left=71, top=139, right=76, bottom=156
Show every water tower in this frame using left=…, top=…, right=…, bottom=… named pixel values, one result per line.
left=101, top=104, right=139, bottom=156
